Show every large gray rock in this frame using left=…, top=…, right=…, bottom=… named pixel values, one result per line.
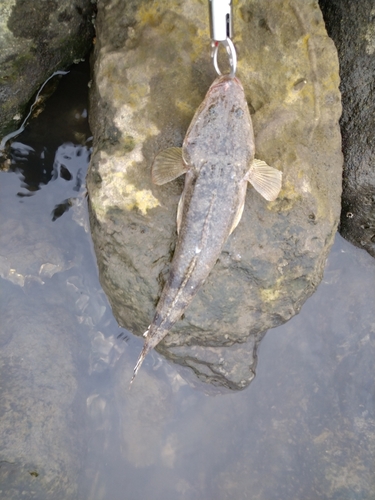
left=0, top=0, right=94, bottom=138
left=87, top=0, right=342, bottom=389
left=319, top=0, right=375, bottom=258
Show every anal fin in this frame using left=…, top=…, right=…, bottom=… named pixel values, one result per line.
left=229, top=180, right=247, bottom=235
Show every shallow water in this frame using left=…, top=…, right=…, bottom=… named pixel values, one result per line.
left=0, top=65, right=374, bottom=500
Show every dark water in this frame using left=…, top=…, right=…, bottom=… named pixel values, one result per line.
left=0, top=65, right=374, bottom=500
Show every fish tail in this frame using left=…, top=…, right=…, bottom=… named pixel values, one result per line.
left=130, top=323, right=171, bottom=384
left=130, top=340, right=151, bottom=385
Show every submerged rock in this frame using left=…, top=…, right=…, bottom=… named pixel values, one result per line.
left=319, top=0, right=375, bottom=259
left=0, top=0, right=94, bottom=138
left=87, top=0, right=342, bottom=389
left=0, top=290, right=85, bottom=500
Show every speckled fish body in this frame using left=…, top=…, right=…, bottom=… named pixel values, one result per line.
left=131, top=76, right=282, bottom=382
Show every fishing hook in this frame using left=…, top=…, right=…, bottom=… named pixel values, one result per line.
left=208, top=0, right=237, bottom=77
left=210, top=38, right=237, bottom=78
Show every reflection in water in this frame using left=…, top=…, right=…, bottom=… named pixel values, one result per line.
left=0, top=65, right=375, bottom=499
left=3, top=63, right=91, bottom=213
left=82, top=235, right=375, bottom=500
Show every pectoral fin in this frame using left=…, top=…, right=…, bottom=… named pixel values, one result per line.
left=246, top=159, right=282, bottom=201
left=151, top=147, right=188, bottom=185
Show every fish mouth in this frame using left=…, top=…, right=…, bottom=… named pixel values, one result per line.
left=209, top=75, right=244, bottom=91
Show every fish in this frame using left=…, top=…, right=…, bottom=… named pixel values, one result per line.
left=131, top=75, right=282, bottom=383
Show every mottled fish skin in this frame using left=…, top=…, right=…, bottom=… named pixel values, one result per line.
left=131, top=76, right=282, bottom=382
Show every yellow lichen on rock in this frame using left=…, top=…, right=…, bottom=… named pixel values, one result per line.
left=260, top=277, right=284, bottom=302
left=92, top=155, right=160, bottom=220
left=175, top=98, right=196, bottom=117
left=136, top=1, right=167, bottom=28
left=364, top=11, right=375, bottom=55
left=122, top=183, right=161, bottom=215
left=101, top=175, right=160, bottom=217
left=272, top=180, right=303, bottom=212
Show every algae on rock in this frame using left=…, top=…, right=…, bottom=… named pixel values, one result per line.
left=87, top=0, right=342, bottom=390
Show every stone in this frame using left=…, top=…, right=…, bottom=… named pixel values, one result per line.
left=0, top=0, right=94, bottom=138
left=319, top=0, right=375, bottom=259
left=87, top=0, right=342, bottom=390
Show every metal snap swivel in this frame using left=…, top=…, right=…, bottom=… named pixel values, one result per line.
left=211, top=37, right=237, bottom=78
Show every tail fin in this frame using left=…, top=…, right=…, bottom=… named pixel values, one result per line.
left=130, top=343, right=150, bottom=385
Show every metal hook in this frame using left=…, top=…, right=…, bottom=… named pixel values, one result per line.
left=211, top=38, right=237, bottom=78
left=208, top=0, right=237, bottom=78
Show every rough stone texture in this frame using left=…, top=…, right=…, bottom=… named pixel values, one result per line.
left=0, top=0, right=94, bottom=138
left=319, top=0, right=375, bottom=259
left=87, top=0, right=342, bottom=389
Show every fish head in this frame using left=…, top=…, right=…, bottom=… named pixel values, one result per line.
left=183, top=75, right=254, bottom=174
left=208, top=75, right=244, bottom=94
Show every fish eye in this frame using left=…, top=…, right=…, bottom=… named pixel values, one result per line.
left=208, top=105, right=216, bottom=116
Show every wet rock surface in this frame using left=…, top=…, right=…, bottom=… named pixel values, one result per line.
left=0, top=0, right=94, bottom=138
left=87, top=0, right=342, bottom=389
left=319, top=0, right=375, bottom=258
